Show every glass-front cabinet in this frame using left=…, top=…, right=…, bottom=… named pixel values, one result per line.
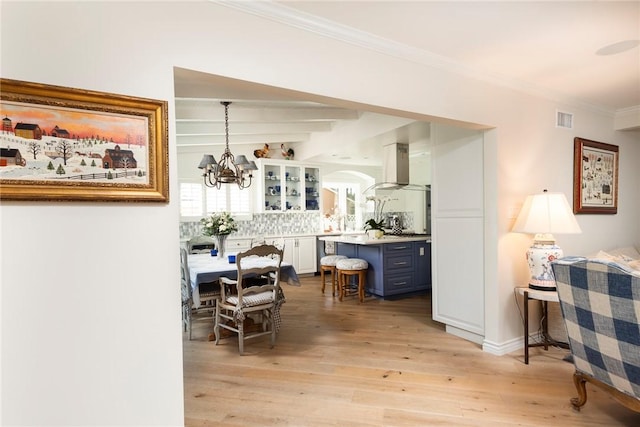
left=257, top=159, right=321, bottom=212
left=303, top=166, right=320, bottom=211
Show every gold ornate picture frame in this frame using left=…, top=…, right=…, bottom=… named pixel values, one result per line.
left=0, top=78, right=169, bottom=202
left=573, top=137, right=618, bottom=214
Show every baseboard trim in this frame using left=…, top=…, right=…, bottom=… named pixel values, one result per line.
left=445, top=325, right=484, bottom=345
left=444, top=326, right=524, bottom=356
left=482, top=336, right=522, bottom=356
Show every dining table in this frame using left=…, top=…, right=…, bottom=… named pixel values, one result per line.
left=188, top=252, right=301, bottom=308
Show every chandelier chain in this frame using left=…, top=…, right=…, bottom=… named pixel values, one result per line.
left=223, top=101, right=230, bottom=153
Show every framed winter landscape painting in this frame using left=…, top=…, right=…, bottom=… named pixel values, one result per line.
left=573, top=136, right=618, bottom=214
left=0, top=78, right=169, bottom=202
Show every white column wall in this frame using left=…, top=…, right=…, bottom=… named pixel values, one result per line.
left=2, top=2, right=639, bottom=425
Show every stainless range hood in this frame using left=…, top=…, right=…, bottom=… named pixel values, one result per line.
left=365, top=143, right=426, bottom=191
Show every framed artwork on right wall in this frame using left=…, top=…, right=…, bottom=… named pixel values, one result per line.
left=573, top=137, right=618, bottom=214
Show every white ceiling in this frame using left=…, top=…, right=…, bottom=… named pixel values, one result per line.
left=175, top=1, right=640, bottom=164
left=277, top=0, right=640, bottom=111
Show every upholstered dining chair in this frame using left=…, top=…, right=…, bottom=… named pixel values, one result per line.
left=180, top=247, right=219, bottom=340
left=187, top=235, right=216, bottom=254
left=250, top=235, right=266, bottom=247
left=214, top=244, right=284, bottom=354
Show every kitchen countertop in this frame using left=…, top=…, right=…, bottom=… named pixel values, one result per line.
left=183, top=230, right=392, bottom=242
left=233, top=231, right=367, bottom=239
left=319, top=234, right=431, bottom=245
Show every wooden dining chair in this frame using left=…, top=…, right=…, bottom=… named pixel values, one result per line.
left=214, top=244, right=284, bottom=354
left=187, top=235, right=216, bottom=254
left=180, top=247, right=219, bottom=340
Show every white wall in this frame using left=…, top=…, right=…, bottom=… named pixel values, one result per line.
left=1, top=3, right=189, bottom=426
left=2, top=2, right=639, bottom=425
left=496, top=101, right=640, bottom=345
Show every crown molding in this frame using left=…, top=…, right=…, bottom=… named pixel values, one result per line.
left=614, top=106, right=640, bottom=131
left=212, top=1, right=620, bottom=116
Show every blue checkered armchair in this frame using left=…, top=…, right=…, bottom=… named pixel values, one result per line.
left=552, top=257, right=640, bottom=413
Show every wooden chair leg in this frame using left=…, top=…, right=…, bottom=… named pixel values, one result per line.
left=330, top=267, right=336, bottom=296
left=238, top=319, right=244, bottom=355
left=213, top=302, right=221, bottom=345
left=270, top=309, right=276, bottom=347
left=321, top=266, right=338, bottom=296
left=571, top=371, right=588, bottom=410
left=337, top=270, right=367, bottom=302
left=321, top=267, right=327, bottom=293
left=358, top=270, right=366, bottom=303
left=340, top=271, right=349, bottom=300
left=182, top=302, right=193, bottom=339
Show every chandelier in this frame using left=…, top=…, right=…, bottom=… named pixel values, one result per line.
left=198, top=101, right=257, bottom=189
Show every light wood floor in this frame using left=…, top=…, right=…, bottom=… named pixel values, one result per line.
left=182, top=275, right=640, bottom=426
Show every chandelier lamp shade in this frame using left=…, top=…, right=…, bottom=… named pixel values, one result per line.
left=198, top=101, right=258, bottom=189
left=512, top=190, right=582, bottom=291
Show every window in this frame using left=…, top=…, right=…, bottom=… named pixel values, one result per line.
left=324, top=182, right=362, bottom=231
left=180, top=183, right=203, bottom=217
left=180, top=181, right=252, bottom=219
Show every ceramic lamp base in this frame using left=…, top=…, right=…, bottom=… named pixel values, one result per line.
left=526, top=242, right=562, bottom=291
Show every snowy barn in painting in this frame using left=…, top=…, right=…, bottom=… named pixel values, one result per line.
left=0, top=148, right=26, bottom=166
left=102, top=145, right=137, bottom=169
left=14, top=123, right=43, bottom=140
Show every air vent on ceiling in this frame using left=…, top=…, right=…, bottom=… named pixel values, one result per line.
left=556, top=111, right=574, bottom=129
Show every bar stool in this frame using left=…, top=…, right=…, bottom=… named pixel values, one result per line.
left=336, top=258, right=369, bottom=303
left=320, top=255, right=347, bottom=296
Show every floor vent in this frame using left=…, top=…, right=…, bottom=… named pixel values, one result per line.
left=556, top=111, right=574, bottom=129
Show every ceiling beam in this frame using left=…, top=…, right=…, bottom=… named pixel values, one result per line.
left=175, top=98, right=360, bottom=121
left=176, top=120, right=333, bottom=135
left=177, top=133, right=312, bottom=146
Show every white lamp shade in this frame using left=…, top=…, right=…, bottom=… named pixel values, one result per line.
left=198, top=154, right=216, bottom=169
left=513, top=191, right=581, bottom=291
left=244, top=160, right=258, bottom=171
left=512, top=191, right=581, bottom=235
left=235, top=155, right=250, bottom=167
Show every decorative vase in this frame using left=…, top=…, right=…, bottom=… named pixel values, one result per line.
left=215, top=234, right=228, bottom=258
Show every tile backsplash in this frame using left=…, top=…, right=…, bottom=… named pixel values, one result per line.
left=180, top=211, right=415, bottom=239
left=180, top=212, right=323, bottom=239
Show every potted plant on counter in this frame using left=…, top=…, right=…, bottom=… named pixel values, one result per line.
left=364, top=218, right=385, bottom=239
left=364, top=194, right=396, bottom=239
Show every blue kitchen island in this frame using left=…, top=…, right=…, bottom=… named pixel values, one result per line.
left=318, top=235, right=431, bottom=298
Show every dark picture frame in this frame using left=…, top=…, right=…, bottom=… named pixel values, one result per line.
left=0, top=78, right=169, bottom=202
left=573, top=137, right=618, bottom=214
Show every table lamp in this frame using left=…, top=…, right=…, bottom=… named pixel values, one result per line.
left=512, top=190, right=582, bottom=291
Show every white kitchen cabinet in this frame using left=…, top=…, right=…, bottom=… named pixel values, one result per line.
left=226, top=237, right=252, bottom=253
left=266, top=235, right=317, bottom=275
left=257, top=159, right=321, bottom=213
left=294, top=236, right=317, bottom=274
left=431, top=124, right=485, bottom=345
